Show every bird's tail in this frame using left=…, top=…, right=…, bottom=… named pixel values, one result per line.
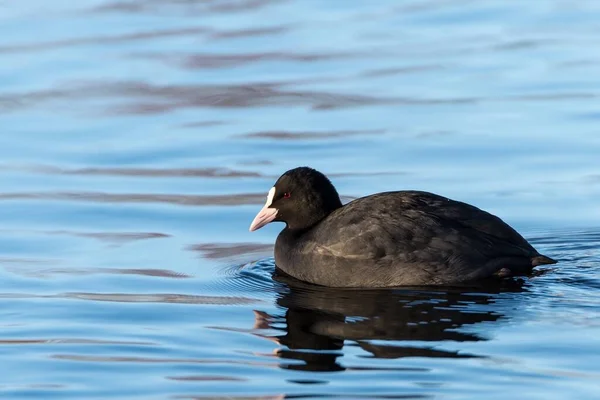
left=531, top=254, right=557, bottom=266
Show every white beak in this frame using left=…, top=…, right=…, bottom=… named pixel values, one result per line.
left=249, top=187, right=278, bottom=232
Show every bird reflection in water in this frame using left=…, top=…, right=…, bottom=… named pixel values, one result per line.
left=251, top=271, right=529, bottom=372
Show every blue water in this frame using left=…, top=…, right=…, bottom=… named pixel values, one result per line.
left=1, top=0, right=599, bottom=398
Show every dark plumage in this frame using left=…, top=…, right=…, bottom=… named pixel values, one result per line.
left=249, top=167, right=556, bottom=287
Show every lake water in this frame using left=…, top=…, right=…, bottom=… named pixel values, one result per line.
left=1, top=0, right=599, bottom=398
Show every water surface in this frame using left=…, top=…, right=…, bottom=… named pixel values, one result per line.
left=1, top=0, right=599, bottom=399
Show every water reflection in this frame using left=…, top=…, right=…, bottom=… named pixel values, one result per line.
left=240, top=129, right=386, bottom=140
left=0, top=80, right=395, bottom=114
left=255, top=272, right=527, bottom=372
left=93, top=0, right=280, bottom=15
left=3, top=0, right=600, bottom=397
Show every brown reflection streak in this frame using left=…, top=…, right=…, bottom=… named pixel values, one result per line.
left=0, top=338, right=154, bottom=345
left=50, top=230, right=169, bottom=243
left=167, top=375, right=246, bottom=382
left=492, top=39, right=554, bottom=52
left=17, top=165, right=263, bottom=178
left=104, top=268, right=189, bottom=278
left=0, top=81, right=397, bottom=114
left=381, top=0, right=478, bottom=15
left=209, top=26, right=289, bottom=40
left=240, top=129, right=385, bottom=140
left=21, top=384, right=65, bottom=390
left=509, top=93, right=598, bottom=101
left=0, top=228, right=169, bottom=245
left=361, top=64, right=445, bottom=77
left=145, top=51, right=356, bottom=69
left=51, top=354, right=277, bottom=367
left=8, top=267, right=190, bottom=279
left=0, top=24, right=288, bottom=54
left=0, top=257, right=52, bottom=265
left=415, top=130, right=454, bottom=139
left=0, top=191, right=266, bottom=206
left=238, top=160, right=273, bottom=166
left=179, top=120, right=227, bottom=128
left=60, top=292, right=261, bottom=305
left=94, top=0, right=283, bottom=14
left=190, top=243, right=273, bottom=259
left=0, top=27, right=210, bottom=54
left=108, top=81, right=393, bottom=111
left=555, top=59, right=598, bottom=69
left=208, top=0, right=282, bottom=13
left=586, top=174, right=600, bottom=183
left=327, top=172, right=405, bottom=178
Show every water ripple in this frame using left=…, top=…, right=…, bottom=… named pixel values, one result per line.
left=2, top=0, right=600, bottom=398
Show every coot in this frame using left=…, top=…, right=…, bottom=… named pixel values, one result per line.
left=249, top=167, right=556, bottom=287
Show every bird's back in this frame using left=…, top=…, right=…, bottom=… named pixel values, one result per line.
left=275, top=191, right=554, bottom=287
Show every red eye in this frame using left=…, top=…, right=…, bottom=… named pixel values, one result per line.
left=283, top=192, right=291, bottom=199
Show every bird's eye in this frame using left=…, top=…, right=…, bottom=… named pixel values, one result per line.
left=283, top=192, right=291, bottom=199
